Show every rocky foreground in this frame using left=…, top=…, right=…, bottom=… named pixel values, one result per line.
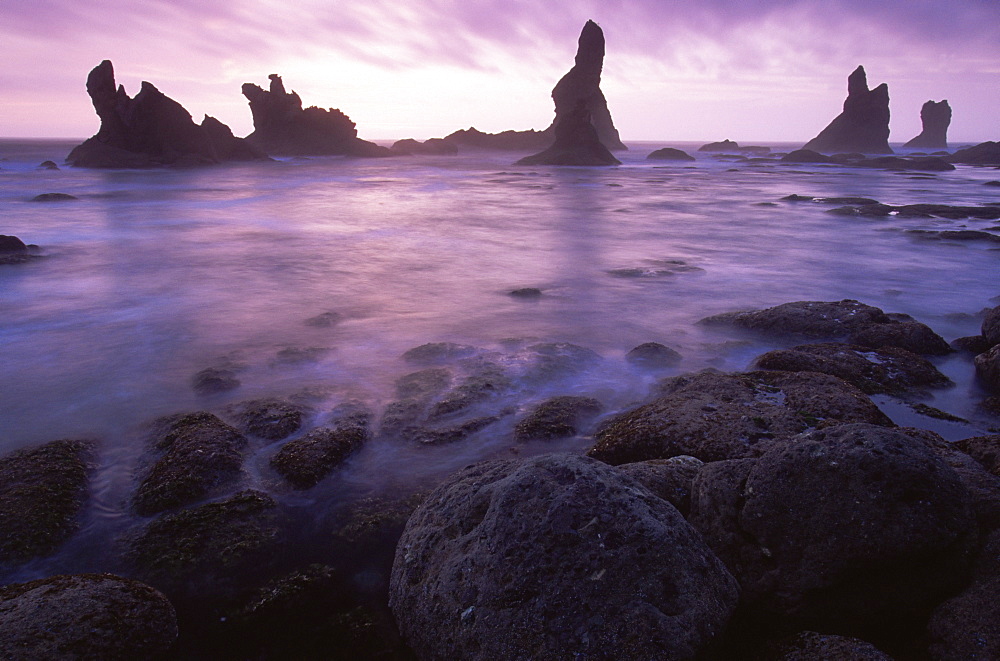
left=1, top=299, right=999, bottom=659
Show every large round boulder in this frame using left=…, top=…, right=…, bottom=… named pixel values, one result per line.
left=390, top=453, right=739, bottom=660
left=689, top=423, right=976, bottom=633
left=0, top=573, right=177, bottom=660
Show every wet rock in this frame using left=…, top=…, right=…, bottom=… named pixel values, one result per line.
left=273, top=346, right=330, bottom=365
left=513, top=395, right=603, bottom=442
left=242, top=74, right=389, bottom=157
left=803, top=65, right=892, bottom=154
left=440, top=126, right=552, bottom=151
left=588, top=370, right=891, bottom=464
left=508, top=287, right=543, bottom=298
left=390, top=453, right=739, bottom=660
left=752, top=342, right=951, bottom=394
left=699, top=139, right=740, bottom=152
left=520, top=341, right=603, bottom=382
left=953, top=435, right=1000, bottom=477
left=853, top=155, right=955, bottom=171
left=191, top=366, right=241, bottom=395
left=647, top=147, right=695, bottom=161
left=827, top=203, right=894, bottom=217
left=304, top=310, right=342, bottom=327
left=0, top=573, right=177, bottom=660
left=952, top=335, right=994, bottom=354
left=985, top=180, right=1000, bottom=187
left=133, top=412, right=247, bottom=516
left=781, top=194, right=881, bottom=205
left=904, top=100, right=951, bottom=150
left=389, top=138, right=457, bottom=155
left=516, top=99, right=621, bottom=166
left=689, top=423, right=975, bottom=634
left=780, top=149, right=832, bottom=163
left=38, top=160, right=59, bottom=170
left=125, top=490, right=282, bottom=599
left=394, top=367, right=452, bottom=400
left=408, top=414, right=507, bottom=446
left=227, top=398, right=306, bottom=441
left=0, top=440, right=94, bottom=564
left=270, top=404, right=371, bottom=489
left=975, top=344, right=1000, bottom=391
left=428, top=366, right=512, bottom=420
left=0, top=234, right=40, bottom=265
left=68, top=60, right=265, bottom=168
left=607, top=258, right=703, bottom=278
left=626, top=342, right=682, bottom=369
left=765, top=631, right=893, bottom=660
left=336, top=492, right=426, bottom=549
left=896, top=203, right=1000, bottom=220
left=30, top=192, right=77, bottom=201
left=948, top=141, right=1000, bottom=166
left=616, top=455, right=703, bottom=516
left=927, top=530, right=1000, bottom=661
left=402, top=342, right=479, bottom=365
left=982, top=305, right=1000, bottom=347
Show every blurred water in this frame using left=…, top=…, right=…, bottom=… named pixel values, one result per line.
left=1, top=139, right=998, bottom=539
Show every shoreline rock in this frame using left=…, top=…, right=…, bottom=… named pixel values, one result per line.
left=803, top=66, right=892, bottom=154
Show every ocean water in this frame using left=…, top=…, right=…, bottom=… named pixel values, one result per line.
left=1, top=138, right=998, bottom=578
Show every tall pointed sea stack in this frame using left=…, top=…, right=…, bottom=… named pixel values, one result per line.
left=803, top=66, right=892, bottom=154
left=66, top=60, right=266, bottom=168
left=241, top=75, right=389, bottom=157
left=547, top=20, right=627, bottom=151
left=904, top=100, right=951, bottom=150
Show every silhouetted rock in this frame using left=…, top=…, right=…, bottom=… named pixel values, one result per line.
left=388, top=138, right=457, bottom=155
left=904, top=100, right=951, bottom=149
left=30, top=192, right=77, bottom=201
left=803, top=66, right=892, bottom=154
left=647, top=147, right=695, bottom=161
left=0, top=234, right=41, bottom=265
left=38, top=160, right=59, bottom=170
left=68, top=60, right=266, bottom=168
left=390, top=453, right=739, bottom=660
left=0, top=573, right=177, bottom=660
left=780, top=149, right=832, bottom=163
left=699, top=139, right=740, bottom=152
left=242, top=74, right=390, bottom=157
left=440, top=127, right=552, bottom=151
left=949, top=141, right=1000, bottom=165
left=516, top=101, right=621, bottom=166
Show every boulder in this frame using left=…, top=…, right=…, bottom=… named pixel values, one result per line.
left=38, top=160, right=59, bottom=170
left=389, top=138, right=457, bottom=155
left=983, top=305, right=1000, bottom=347
left=588, top=370, right=891, bottom=465
left=191, top=366, right=241, bottom=395
left=0, top=440, right=93, bottom=564
left=948, top=141, right=1000, bottom=166
left=689, top=423, right=976, bottom=634
left=802, top=66, right=892, bottom=154
left=0, top=234, right=39, bottom=265
left=132, top=412, right=247, bottom=516
left=516, top=100, right=621, bottom=166
left=440, top=127, right=552, bottom=151
left=626, top=342, right=683, bottom=369
left=780, top=149, right=832, bottom=164
left=402, top=342, right=479, bottom=365
left=0, top=573, right=177, bottom=660
left=67, top=60, right=266, bottom=168
left=226, top=397, right=306, bottom=441
left=752, top=342, right=951, bottom=394
left=975, top=344, right=1000, bottom=391
left=241, top=74, right=389, bottom=157
left=765, top=631, right=892, bottom=660
left=647, top=147, right=695, bottom=161
left=903, top=100, right=951, bottom=150
left=616, top=455, right=704, bottom=516
left=513, top=395, right=603, bottom=442
left=30, top=192, right=77, bottom=201
left=389, top=453, right=739, bottom=660
left=699, top=139, right=740, bottom=152
left=953, top=435, right=1000, bottom=477
left=270, top=403, right=371, bottom=489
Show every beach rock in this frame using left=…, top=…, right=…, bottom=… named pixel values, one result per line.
left=304, top=310, right=342, bottom=327
left=647, top=147, right=695, bottom=161
left=689, top=423, right=975, bottom=634
left=765, top=631, right=892, bottom=660
left=408, top=414, right=508, bottom=446
left=516, top=100, right=621, bottom=166
left=904, top=100, right=951, bottom=150
left=0, top=440, right=93, bottom=564
left=948, top=141, right=1000, bottom=166
left=427, top=365, right=512, bottom=420
left=927, top=530, right=1000, bottom=661
left=953, top=334, right=995, bottom=355
left=0, top=234, right=38, bottom=265
left=227, top=397, right=306, bottom=441
left=626, top=342, right=682, bottom=369
left=520, top=341, right=603, bottom=383
left=38, top=160, right=59, bottom=170
left=803, top=66, right=892, bottom=154
left=30, top=192, right=78, bottom=201
left=390, top=453, right=739, bottom=660
left=132, top=412, right=247, bottom=516
left=975, top=344, right=1000, bottom=391
left=270, top=404, right=371, bottom=489
left=242, top=74, right=389, bottom=157
left=440, top=126, right=552, bottom=151
left=389, top=138, right=457, bottom=155
left=394, top=367, right=452, bottom=400
left=0, top=573, right=177, bottom=660
left=699, top=139, right=740, bottom=152
left=402, top=342, right=479, bottom=365
left=953, top=435, right=1000, bottom=477
left=982, top=305, right=1000, bottom=347
left=513, top=395, right=603, bottom=442
left=68, top=60, right=265, bottom=168
left=780, top=149, right=832, bottom=163
left=616, top=455, right=704, bottom=516
left=508, top=287, right=543, bottom=298
left=125, top=490, right=282, bottom=599
left=753, top=342, right=951, bottom=394
left=191, top=366, right=241, bottom=395
left=588, top=370, right=891, bottom=465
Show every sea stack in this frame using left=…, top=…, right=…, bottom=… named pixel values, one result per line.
left=904, top=100, right=951, bottom=150
left=66, top=60, right=266, bottom=168
left=546, top=20, right=626, bottom=151
left=241, top=75, right=389, bottom=157
left=803, top=66, right=892, bottom=154
left=516, top=100, right=621, bottom=166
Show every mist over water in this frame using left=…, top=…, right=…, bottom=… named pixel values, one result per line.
left=1, top=139, right=998, bottom=577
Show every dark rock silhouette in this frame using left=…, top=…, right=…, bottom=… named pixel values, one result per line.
left=948, top=141, right=1000, bottom=165
left=803, top=66, right=892, bottom=154
left=904, top=100, right=951, bottom=149
left=515, top=101, right=620, bottom=166
left=699, top=139, right=740, bottom=152
left=389, top=138, right=457, bottom=155
left=647, top=147, right=695, bottom=161
left=440, top=127, right=551, bottom=151
left=241, top=74, right=389, bottom=157
left=67, top=60, right=266, bottom=168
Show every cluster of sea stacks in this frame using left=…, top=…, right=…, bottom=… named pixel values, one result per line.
left=2, top=299, right=999, bottom=658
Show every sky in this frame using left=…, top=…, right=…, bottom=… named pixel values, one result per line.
left=2, top=0, right=998, bottom=143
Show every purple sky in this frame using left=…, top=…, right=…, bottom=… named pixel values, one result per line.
left=3, top=0, right=998, bottom=142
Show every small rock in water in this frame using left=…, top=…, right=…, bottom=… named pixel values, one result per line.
left=647, top=147, right=695, bottom=161
left=402, top=342, right=479, bottom=365
left=38, top=160, right=59, bottom=170
left=985, top=180, right=1000, bottom=187
left=626, top=342, right=683, bottom=369
left=191, top=366, right=241, bottom=395
left=514, top=395, right=603, bottom=442
left=31, top=192, right=78, bottom=201
left=270, top=404, right=371, bottom=488
left=304, top=311, right=342, bottom=327
left=508, top=287, right=543, bottom=299
left=228, top=398, right=306, bottom=441
left=0, top=234, right=40, bottom=265
left=273, top=346, right=330, bottom=365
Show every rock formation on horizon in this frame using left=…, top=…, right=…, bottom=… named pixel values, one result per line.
left=241, top=74, right=389, bottom=157
left=515, top=100, right=620, bottom=166
left=66, top=60, right=266, bottom=168
left=904, top=100, right=951, bottom=150
left=803, top=66, right=892, bottom=154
